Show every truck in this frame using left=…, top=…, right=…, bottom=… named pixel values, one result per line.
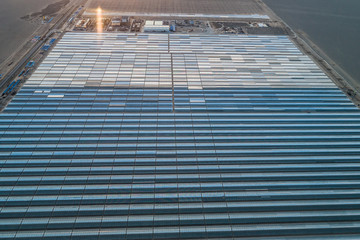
left=26, top=61, right=35, bottom=68
left=49, top=38, right=56, bottom=45
left=18, top=70, right=25, bottom=77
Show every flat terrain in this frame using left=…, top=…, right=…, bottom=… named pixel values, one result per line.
left=264, top=0, right=360, bottom=91
left=86, top=0, right=266, bottom=15
left=0, top=0, right=63, bottom=65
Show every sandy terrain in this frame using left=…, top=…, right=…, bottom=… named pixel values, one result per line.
left=21, top=0, right=70, bottom=20
left=86, top=0, right=266, bottom=15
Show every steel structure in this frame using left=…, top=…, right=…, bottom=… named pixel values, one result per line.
left=1, top=33, right=360, bottom=239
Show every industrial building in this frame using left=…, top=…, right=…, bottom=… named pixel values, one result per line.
left=110, top=18, right=121, bottom=26
left=144, top=20, right=169, bottom=32
left=111, top=17, right=130, bottom=27
left=0, top=33, right=360, bottom=239
left=74, top=19, right=91, bottom=31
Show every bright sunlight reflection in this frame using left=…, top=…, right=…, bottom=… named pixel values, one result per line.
left=96, top=7, right=103, bottom=33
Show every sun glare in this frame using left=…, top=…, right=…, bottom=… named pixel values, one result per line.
left=96, top=7, right=103, bottom=33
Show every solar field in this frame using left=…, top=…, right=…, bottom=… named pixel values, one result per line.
left=1, top=33, right=360, bottom=239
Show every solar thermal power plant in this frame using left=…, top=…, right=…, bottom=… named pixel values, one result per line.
left=1, top=32, right=360, bottom=239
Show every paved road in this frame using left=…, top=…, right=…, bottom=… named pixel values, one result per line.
left=0, top=0, right=83, bottom=92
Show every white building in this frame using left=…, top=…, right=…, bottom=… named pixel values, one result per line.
left=143, top=20, right=169, bottom=32
left=111, top=18, right=121, bottom=26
